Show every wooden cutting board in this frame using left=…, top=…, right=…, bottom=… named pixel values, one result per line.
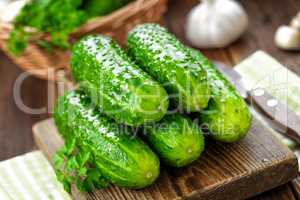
left=33, top=117, right=298, bottom=200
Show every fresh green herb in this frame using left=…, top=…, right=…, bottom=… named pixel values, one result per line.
left=54, top=137, right=108, bottom=193
left=8, top=29, right=29, bottom=55
left=35, top=40, right=53, bottom=52
left=8, top=0, right=133, bottom=55
left=83, top=0, right=132, bottom=17
left=8, top=0, right=88, bottom=55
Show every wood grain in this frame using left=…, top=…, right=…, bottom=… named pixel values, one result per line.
left=291, top=177, right=300, bottom=200
left=0, top=53, right=49, bottom=161
left=251, top=184, right=296, bottom=200
left=33, top=117, right=298, bottom=200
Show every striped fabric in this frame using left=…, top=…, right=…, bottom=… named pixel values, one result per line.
left=235, top=52, right=300, bottom=170
left=236, top=50, right=300, bottom=114
left=0, top=151, right=71, bottom=200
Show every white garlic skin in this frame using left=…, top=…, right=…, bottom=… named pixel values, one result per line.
left=0, top=0, right=28, bottom=23
left=275, top=25, right=300, bottom=50
left=290, top=12, right=300, bottom=29
left=186, top=0, right=248, bottom=48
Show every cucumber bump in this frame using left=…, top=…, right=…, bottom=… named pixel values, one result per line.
left=127, top=23, right=210, bottom=112
left=144, top=114, right=205, bottom=167
left=71, top=35, right=169, bottom=126
left=54, top=90, right=160, bottom=189
left=189, top=48, right=252, bottom=142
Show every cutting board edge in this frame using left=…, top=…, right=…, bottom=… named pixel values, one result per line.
left=186, top=154, right=299, bottom=200
left=32, top=118, right=62, bottom=161
left=32, top=118, right=299, bottom=200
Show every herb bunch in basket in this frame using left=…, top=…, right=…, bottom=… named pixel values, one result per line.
left=8, top=0, right=132, bottom=55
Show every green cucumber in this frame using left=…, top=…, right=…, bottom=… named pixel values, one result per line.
left=71, top=35, right=169, bottom=126
left=54, top=90, right=160, bottom=189
left=127, top=23, right=210, bottom=112
left=189, top=49, right=252, bottom=143
left=144, top=114, right=205, bottom=167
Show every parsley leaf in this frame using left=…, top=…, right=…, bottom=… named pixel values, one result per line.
left=54, top=137, right=109, bottom=193
left=8, top=0, right=88, bottom=55
left=8, top=0, right=133, bottom=55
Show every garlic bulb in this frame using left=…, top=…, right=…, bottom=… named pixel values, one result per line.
left=0, top=0, right=28, bottom=23
left=291, top=12, right=300, bottom=29
left=186, top=0, right=248, bottom=48
left=275, top=26, right=300, bottom=50
left=275, top=12, right=300, bottom=50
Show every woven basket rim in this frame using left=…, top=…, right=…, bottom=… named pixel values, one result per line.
left=0, top=0, right=167, bottom=81
left=76, top=0, right=162, bottom=35
left=0, top=0, right=162, bottom=40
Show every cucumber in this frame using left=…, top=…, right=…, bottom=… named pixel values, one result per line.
left=71, top=35, right=169, bottom=126
left=144, top=114, right=205, bottom=167
left=127, top=23, right=210, bottom=112
left=189, top=49, right=252, bottom=143
left=54, top=90, right=160, bottom=189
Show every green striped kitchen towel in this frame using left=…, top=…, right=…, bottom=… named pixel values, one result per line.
left=235, top=50, right=300, bottom=114
left=0, top=184, right=11, bottom=200
left=235, top=51, right=300, bottom=170
left=0, top=151, right=71, bottom=200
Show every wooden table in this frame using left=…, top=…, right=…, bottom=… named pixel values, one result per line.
left=0, top=0, right=299, bottom=199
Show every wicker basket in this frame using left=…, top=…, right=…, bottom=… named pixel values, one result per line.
left=0, top=0, right=167, bottom=81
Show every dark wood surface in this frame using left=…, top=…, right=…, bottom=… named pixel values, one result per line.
left=0, top=53, right=48, bottom=161
left=0, top=0, right=300, bottom=199
left=251, top=184, right=296, bottom=200
left=291, top=177, right=300, bottom=200
left=33, top=117, right=298, bottom=200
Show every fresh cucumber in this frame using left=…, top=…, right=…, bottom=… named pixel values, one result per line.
left=189, top=49, right=252, bottom=142
left=54, top=90, right=160, bottom=190
left=127, top=23, right=210, bottom=112
left=144, top=114, right=205, bottom=167
left=71, top=35, right=169, bottom=126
